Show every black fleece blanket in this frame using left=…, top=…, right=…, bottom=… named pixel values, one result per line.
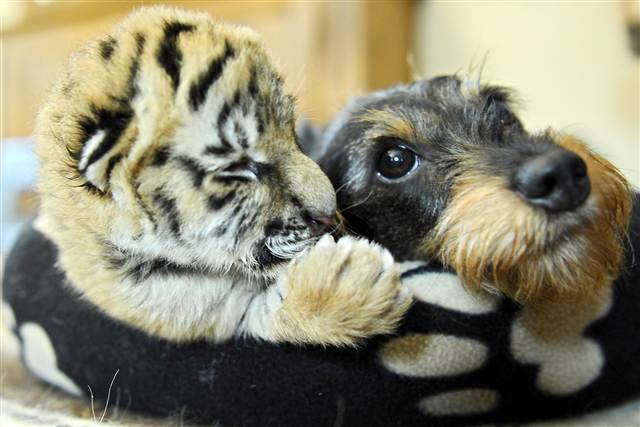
left=3, top=199, right=640, bottom=426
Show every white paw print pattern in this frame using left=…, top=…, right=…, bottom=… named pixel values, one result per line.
left=380, top=265, right=502, bottom=417
left=510, top=289, right=613, bottom=395
left=380, top=333, right=489, bottom=378
left=418, top=388, right=500, bottom=416
left=19, top=322, right=82, bottom=397
left=399, top=262, right=499, bottom=315
left=382, top=264, right=615, bottom=418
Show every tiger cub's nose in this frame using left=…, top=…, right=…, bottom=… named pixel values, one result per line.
left=303, top=211, right=335, bottom=236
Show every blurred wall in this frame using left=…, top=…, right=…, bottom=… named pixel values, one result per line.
left=415, top=1, right=640, bottom=185
left=1, top=1, right=412, bottom=137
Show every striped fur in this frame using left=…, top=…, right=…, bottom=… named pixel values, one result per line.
left=34, top=6, right=410, bottom=344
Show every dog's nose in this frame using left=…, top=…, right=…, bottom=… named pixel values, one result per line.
left=304, top=211, right=335, bottom=236
left=513, top=149, right=590, bottom=212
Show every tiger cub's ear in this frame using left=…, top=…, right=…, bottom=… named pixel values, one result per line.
left=76, top=111, right=131, bottom=193
left=296, top=120, right=326, bottom=162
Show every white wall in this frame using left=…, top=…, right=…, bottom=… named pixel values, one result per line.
left=415, top=1, right=639, bottom=185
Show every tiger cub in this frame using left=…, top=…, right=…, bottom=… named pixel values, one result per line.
left=34, top=6, right=410, bottom=345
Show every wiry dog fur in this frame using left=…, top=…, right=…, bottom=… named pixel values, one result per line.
left=308, top=75, right=632, bottom=303
left=35, top=6, right=409, bottom=345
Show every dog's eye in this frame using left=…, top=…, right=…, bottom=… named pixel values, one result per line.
left=377, top=145, right=420, bottom=180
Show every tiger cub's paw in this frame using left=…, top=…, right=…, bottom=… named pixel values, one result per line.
left=273, top=235, right=412, bottom=346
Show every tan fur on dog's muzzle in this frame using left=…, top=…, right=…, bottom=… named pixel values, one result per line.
left=423, top=135, right=632, bottom=304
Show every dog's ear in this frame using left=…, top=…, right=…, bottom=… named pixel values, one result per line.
left=296, top=119, right=327, bottom=162
left=479, top=86, right=525, bottom=141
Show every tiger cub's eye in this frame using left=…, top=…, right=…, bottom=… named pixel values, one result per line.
left=377, top=145, right=419, bottom=180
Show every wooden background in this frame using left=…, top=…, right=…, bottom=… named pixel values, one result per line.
left=2, top=0, right=413, bottom=137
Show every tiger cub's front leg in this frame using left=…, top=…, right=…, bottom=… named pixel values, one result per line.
left=242, top=236, right=412, bottom=346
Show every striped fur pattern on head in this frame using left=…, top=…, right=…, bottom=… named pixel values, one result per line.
left=35, top=6, right=410, bottom=344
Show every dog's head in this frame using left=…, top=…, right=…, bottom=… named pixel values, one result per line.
left=304, top=75, right=632, bottom=302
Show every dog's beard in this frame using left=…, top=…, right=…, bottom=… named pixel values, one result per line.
left=425, top=137, right=632, bottom=303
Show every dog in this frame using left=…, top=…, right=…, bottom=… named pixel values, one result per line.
left=308, top=75, right=633, bottom=303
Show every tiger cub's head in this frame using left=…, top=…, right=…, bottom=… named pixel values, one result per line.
left=36, top=6, right=335, bottom=280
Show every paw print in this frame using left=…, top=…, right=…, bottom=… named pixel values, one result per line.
left=510, top=291, right=613, bottom=395
left=19, top=322, right=82, bottom=397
